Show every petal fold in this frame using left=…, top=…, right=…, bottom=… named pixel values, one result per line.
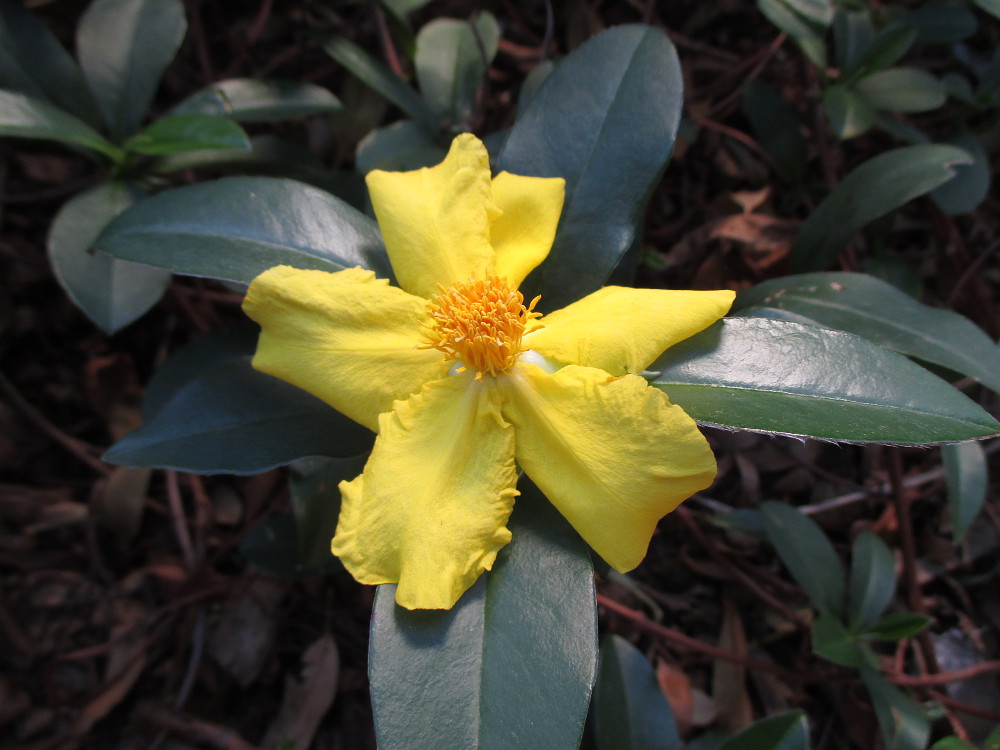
left=498, top=364, right=716, bottom=572
left=524, top=287, right=735, bottom=375
left=490, top=171, right=565, bottom=289
left=243, top=265, right=447, bottom=432
left=366, top=133, right=498, bottom=298
left=331, top=375, right=518, bottom=610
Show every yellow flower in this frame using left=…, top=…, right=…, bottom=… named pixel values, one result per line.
left=242, top=134, right=734, bottom=610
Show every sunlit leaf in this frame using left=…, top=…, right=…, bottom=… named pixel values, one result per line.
left=123, top=114, right=250, bottom=155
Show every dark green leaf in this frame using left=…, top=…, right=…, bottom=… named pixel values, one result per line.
left=833, top=9, right=874, bottom=73
left=824, top=84, right=877, bottom=139
left=76, top=0, right=186, bottom=141
left=497, top=25, right=683, bottom=310
left=289, top=455, right=366, bottom=571
left=651, top=318, right=1000, bottom=443
left=123, top=114, right=250, bottom=155
left=783, top=0, right=833, bottom=26
left=848, top=531, right=896, bottom=631
left=855, top=68, right=946, bottom=113
left=761, top=501, right=846, bottom=618
left=0, top=0, right=101, bottom=125
left=355, top=119, right=447, bottom=174
left=757, top=0, right=827, bottom=68
left=415, top=13, right=499, bottom=125
left=95, top=176, right=391, bottom=283
left=104, top=357, right=373, bottom=474
left=323, top=36, right=439, bottom=134
left=791, top=144, right=971, bottom=272
left=717, top=711, right=810, bottom=750
left=0, top=90, right=122, bottom=161
left=906, top=3, right=978, bottom=44
left=943, top=441, right=988, bottom=541
left=931, top=128, right=991, bottom=215
left=974, top=0, right=1000, bottom=20
left=592, top=636, right=681, bottom=750
left=742, top=80, right=808, bottom=183
left=370, top=485, right=597, bottom=750
left=861, top=666, right=930, bottom=750
left=734, top=272, right=1000, bottom=394
left=812, top=613, right=877, bottom=668
left=841, top=22, right=917, bottom=84
left=862, top=612, right=931, bottom=641
left=171, top=78, right=341, bottom=122
left=930, top=739, right=977, bottom=750
left=48, top=181, right=171, bottom=333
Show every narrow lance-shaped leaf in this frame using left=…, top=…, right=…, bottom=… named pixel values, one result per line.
left=650, top=318, right=1000, bottom=444
left=847, top=531, right=896, bottom=631
left=497, top=25, right=683, bottom=310
left=123, top=114, right=251, bottom=156
left=931, top=128, right=991, bottom=216
left=369, top=485, right=597, bottom=750
left=171, top=79, right=342, bottom=123
left=0, top=90, right=122, bottom=162
left=943, top=441, right=988, bottom=541
left=95, top=177, right=392, bottom=283
left=735, top=271, right=1000, bottom=394
left=717, top=711, right=810, bottom=750
left=861, top=666, right=930, bottom=750
left=792, top=145, right=971, bottom=272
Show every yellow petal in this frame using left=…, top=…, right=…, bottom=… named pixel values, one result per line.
left=490, top=171, right=565, bottom=288
left=366, top=133, right=498, bottom=298
left=524, top=287, right=735, bottom=375
left=497, top=364, right=716, bottom=572
left=331, top=374, right=518, bottom=610
left=243, top=265, right=447, bottom=432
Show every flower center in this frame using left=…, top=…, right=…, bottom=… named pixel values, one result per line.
left=422, top=276, right=542, bottom=378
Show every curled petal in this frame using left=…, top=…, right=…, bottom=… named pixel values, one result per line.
left=490, top=171, right=565, bottom=289
left=498, top=364, right=716, bottom=572
left=332, top=375, right=518, bottom=610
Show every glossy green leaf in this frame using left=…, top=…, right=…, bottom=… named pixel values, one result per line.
left=323, top=36, right=439, bottom=134
left=415, top=13, right=499, bottom=125
left=369, top=485, right=597, bottom=750
left=592, top=635, right=681, bottom=750
left=848, top=531, right=896, bottom=631
left=943, top=441, right=988, bottom=541
left=974, top=0, right=1000, bottom=20
left=906, top=3, right=978, bottom=43
left=123, top=114, right=250, bottom=155
left=742, top=80, right=808, bottom=183
left=95, top=177, right=391, bottom=283
left=289, top=455, right=366, bottom=571
left=932, top=128, right=991, bottom=215
left=48, top=181, right=171, bottom=333
left=824, top=84, right=877, bottom=139
left=355, top=119, right=447, bottom=174
left=862, top=612, right=931, bottom=641
left=717, top=711, right=810, bottom=750
left=651, top=318, right=1000, bottom=443
left=104, top=357, right=373, bottom=474
left=813, top=614, right=875, bottom=668
left=855, top=68, right=946, bottom=112
left=171, top=78, right=341, bottom=122
left=761, top=501, right=846, bottom=618
left=757, top=0, right=827, bottom=68
left=734, top=272, right=1000, bottom=394
left=497, top=25, right=683, bottom=310
left=0, top=0, right=101, bottom=125
left=791, top=144, right=971, bottom=272
left=76, top=0, right=186, bottom=141
left=861, top=666, right=930, bottom=750
left=841, top=22, right=917, bottom=84
left=0, top=90, right=122, bottom=161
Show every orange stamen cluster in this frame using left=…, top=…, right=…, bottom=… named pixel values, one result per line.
left=421, top=276, right=542, bottom=378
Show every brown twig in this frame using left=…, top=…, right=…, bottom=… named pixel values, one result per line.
left=891, top=660, right=1000, bottom=687
left=137, top=703, right=257, bottom=750
left=165, top=470, right=198, bottom=573
left=929, top=691, right=1000, bottom=723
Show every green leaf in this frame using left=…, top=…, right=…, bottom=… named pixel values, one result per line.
left=355, top=119, right=448, bottom=174
left=855, top=68, right=947, bottom=113
left=0, top=0, right=101, bottom=125
left=742, top=80, right=808, bottom=183
left=289, top=455, right=366, bottom=571
left=848, top=531, right=896, bottom=631
left=414, top=13, right=500, bottom=125
left=813, top=614, right=878, bottom=668
left=974, top=0, right=1000, bottom=20
left=717, top=711, right=810, bottom=750
left=323, top=36, right=440, bottom=134
left=95, top=176, right=391, bottom=283
left=123, top=113, right=250, bottom=155
left=757, top=0, right=827, bottom=68
left=592, top=636, right=681, bottom=750
left=104, top=357, right=373, bottom=474
left=930, top=739, right=977, bottom=750
left=833, top=9, right=874, bottom=73
left=791, top=144, right=971, bottom=272
left=824, top=84, right=878, bottom=139
left=943, top=441, right=988, bottom=541
left=861, top=666, right=930, bottom=750
left=905, top=3, right=978, bottom=44
left=862, top=612, right=931, bottom=641
left=369, top=485, right=597, bottom=750
left=48, top=181, right=171, bottom=333
left=651, top=318, right=1000, bottom=443
left=0, top=90, right=122, bottom=161
left=931, top=128, right=991, bottom=215
left=761, top=501, right=846, bottom=618
left=782, top=0, right=833, bottom=26
left=171, top=78, right=341, bottom=122
left=841, top=22, right=917, bottom=84
left=76, top=0, right=186, bottom=142
left=497, top=25, right=683, bottom=310
left=734, top=271, right=1000, bottom=394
